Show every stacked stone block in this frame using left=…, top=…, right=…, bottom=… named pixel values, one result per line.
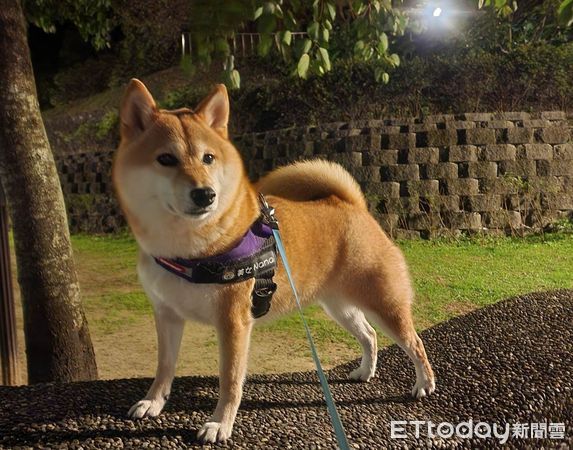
left=55, top=111, right=572, bottom=237
left=55, top=151, right=125, bottom=233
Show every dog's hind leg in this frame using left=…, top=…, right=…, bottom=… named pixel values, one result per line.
left=320, top=300, right=378, bottom=382
left=373, top=312, right=435, bottom=398
left=128, top=304, right=185, bottom=418
left=345, top=274, right=436, bottom=399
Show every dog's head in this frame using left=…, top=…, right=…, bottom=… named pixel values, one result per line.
left=113, top=80, right=248, bottom=255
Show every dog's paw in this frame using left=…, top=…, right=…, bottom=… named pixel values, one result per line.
left=349, top=365, right=375, bottom=382
left=411, top=377, right=436, bottom=399
left=197, top=421, right=233, bottom=444
left=127, top=399, right=165, bottom=419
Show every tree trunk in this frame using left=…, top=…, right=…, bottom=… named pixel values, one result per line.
left=0, top=0, right=98, bottom=383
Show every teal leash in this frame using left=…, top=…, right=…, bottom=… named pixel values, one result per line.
left=259, top=194, right=351, bottom=450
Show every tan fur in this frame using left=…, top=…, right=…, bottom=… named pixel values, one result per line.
left=113, top=80, right=435, bottom=444
left=256, top=159, right=368, bottom=210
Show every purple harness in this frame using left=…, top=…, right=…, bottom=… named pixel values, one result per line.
left=154, top=217, right=278, bottom=317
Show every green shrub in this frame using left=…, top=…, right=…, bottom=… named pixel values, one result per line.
left=96, top=110, right=119, bottom=140
left=215, top=42, right=573, bottom=132
left=50, top=54, right=116, bottom=106
left=39, top=0, right=192, bottom=107
left=109, top=0, right=190, bottom=85
left=49, top=41, right=573, bottom=137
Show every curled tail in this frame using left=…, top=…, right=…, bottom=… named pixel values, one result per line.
left=256, top=160, right=367, bottom=210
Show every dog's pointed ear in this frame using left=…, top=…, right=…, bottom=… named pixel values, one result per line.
left=195, top=84, right=229, bottom=139
left=120, top=79, right=157, bottom=140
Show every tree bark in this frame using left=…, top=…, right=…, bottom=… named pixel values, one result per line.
left=0, top=0, right=97, bottom=383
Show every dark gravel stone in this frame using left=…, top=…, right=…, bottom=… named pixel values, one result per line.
left=1, top=290, right=572, bottom=449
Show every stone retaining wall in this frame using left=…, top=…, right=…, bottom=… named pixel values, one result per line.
left=55, top=111, right=573, bottom=238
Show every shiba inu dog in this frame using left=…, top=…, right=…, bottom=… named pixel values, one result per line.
left=112, top=79, right=436, bottom=443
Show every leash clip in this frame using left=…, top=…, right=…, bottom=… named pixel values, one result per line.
left=258, top=193, right=279, bottom=230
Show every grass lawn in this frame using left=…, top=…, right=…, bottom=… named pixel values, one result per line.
left=10, top=232, right=573, bottom=383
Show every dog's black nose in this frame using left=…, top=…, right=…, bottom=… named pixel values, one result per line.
left=190, top=188, right=216, bottom=207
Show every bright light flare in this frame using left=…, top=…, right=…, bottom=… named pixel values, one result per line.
left=433, top=7, right=442, bottom=17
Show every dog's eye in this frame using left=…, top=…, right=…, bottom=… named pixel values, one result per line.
left=203, top=153, right=215, bottom=165
left=156, top=153, right=179, bottom=167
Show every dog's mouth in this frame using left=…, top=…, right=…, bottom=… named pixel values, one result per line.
left=166, top=202, right=215, bottom=219
left=185, top=208, right=211, bottom=217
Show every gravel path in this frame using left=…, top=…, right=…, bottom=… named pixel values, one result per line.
left=1, top=290, right=572, bottom=449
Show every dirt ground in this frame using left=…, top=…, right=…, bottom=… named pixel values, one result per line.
left=8, top=246, right=361, bottom=384
left=12, top=302, right=360, bottom=384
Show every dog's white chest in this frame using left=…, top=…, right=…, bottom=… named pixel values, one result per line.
left=137, top=253, right=220, bottom=324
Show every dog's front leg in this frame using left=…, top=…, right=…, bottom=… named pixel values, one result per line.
left=197, top=288, right=253, bottom=443
left=128, top=305, right=184, bottom=418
